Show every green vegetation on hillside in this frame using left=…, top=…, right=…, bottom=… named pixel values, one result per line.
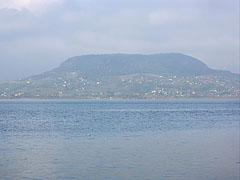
left=0, top=53, right=239, bottom=99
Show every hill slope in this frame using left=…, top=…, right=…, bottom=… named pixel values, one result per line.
left=54, top=53, right=230, bottom=77
left=0, top=53, right=239, bottom=99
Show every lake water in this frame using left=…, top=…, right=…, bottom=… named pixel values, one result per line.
left=0, top=100, right=239, bottom=180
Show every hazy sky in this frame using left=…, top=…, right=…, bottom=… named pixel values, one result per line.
left=0, top=0, right=239, bottom=82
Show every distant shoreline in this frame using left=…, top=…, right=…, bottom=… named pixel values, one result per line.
left=0, top=97, right=239, bottom=101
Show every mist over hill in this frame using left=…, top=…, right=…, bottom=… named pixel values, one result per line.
left=0, top=53, right=239, bottom=99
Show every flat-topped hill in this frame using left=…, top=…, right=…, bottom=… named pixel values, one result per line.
left=0, top=53, right=238, bottom=99
left=54, top=53, right=230, bottom=77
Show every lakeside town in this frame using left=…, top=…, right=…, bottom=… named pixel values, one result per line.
left=1, top=72, right=239, bottom=99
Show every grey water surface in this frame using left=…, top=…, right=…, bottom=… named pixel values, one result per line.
left=0, top=100, right=239, bottom=180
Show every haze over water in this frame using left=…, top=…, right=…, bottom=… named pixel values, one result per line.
left=0, top=100, right=239, bottom=180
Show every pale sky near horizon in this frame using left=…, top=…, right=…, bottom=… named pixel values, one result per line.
left=0, top=0, right=239, bottom=82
